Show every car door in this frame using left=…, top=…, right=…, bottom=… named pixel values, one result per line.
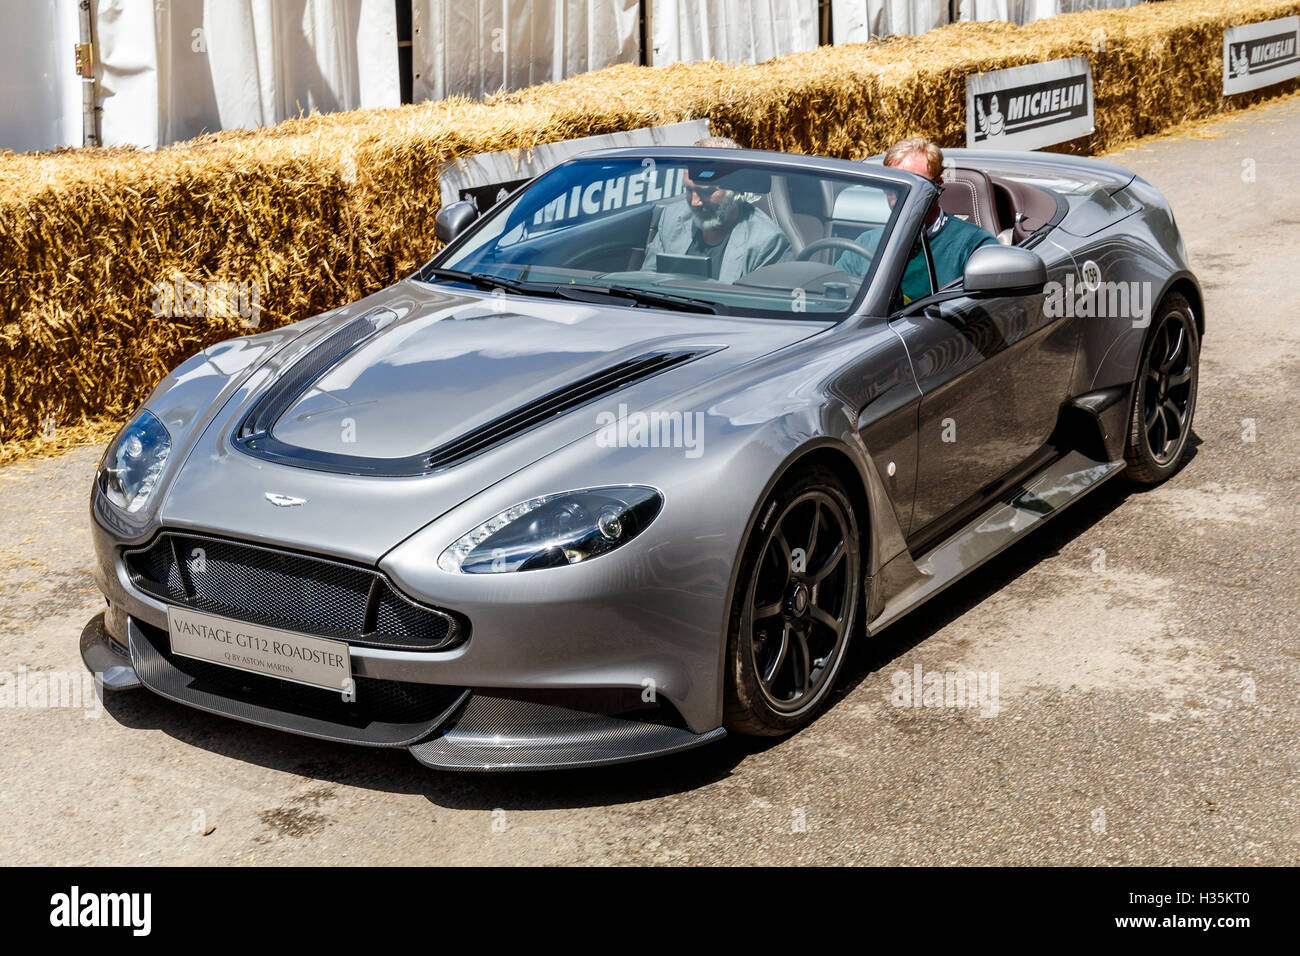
left=888, top=244, right=1078, bottom=547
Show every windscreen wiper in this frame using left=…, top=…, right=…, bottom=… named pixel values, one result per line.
left=421, top=267, right=547, bottom=296
left=423, top=269, right=722, bottom=314
left=555, top=283, right=723, bottom=314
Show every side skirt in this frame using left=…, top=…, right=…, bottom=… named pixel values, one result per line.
left=866, top=450, right=1125, bottom=635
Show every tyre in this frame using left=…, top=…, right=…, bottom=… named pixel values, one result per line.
left=724, top=465, right=862, bottom=736
left=1124, top=292, right=1200, bottom=485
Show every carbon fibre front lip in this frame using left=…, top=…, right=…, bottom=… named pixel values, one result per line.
left=126, top=617, right=469, bottom=748
left=409, top=692, right=726, bottom=771
left=113, top=615, right=726, bottom=769
left=79, top=612, right=142, bottom=690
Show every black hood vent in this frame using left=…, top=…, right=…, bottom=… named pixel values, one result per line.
left=233, top=347, right=716, bottom=477
left=238, top=308, right=397, bottom=440
left=423, top=349, right=705, bottom=470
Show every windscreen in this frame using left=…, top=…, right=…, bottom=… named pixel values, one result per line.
left=429, top=156, right=908, bottom=319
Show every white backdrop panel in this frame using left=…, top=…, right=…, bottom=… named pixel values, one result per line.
left=830, top=0, right=947, bottom=43
left=412, top=0, right=641, bottom=102
left=94, top=0, right=398, bottom=149
left=648, top=0, right=818, bottom=66
left=0, top=0, right=82, bottom=151
left=957, top=0, right=1142, bottom=27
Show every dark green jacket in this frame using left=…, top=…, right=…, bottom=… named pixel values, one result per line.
left=836, top=214, right=999, bottom=303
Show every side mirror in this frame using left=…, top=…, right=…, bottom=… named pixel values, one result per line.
left=962, top=244, right=1047, bottom=296
left=435, top=200, right=479, bottom=245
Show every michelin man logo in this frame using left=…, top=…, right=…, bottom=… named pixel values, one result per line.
left=976, top=94, right=1006, bottom=139
left=1229, top=43, right=1250, bottom=79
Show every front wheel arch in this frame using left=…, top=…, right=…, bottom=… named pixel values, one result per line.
left=712, top=438, right=883, bottom=727
left=720, top=452, right=870, bottom=736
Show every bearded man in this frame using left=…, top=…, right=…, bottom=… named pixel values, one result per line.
left=642, top=136, right=791, bottom=282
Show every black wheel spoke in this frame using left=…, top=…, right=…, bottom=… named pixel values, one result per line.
left=809, top=605, right=841, bottom=637
left=1167, top=368, right=1192, bottom=388
left=761, top=623, right=791, bottom=685
left=806, top=504, right=821, bottom=563
left=1147, top=404, right=1167, bottom=452
left=791, top=629, right=812, bottom=695
left=1153, top=324, right=1169, bottom=372
left=771, top=528, right=793, bottom=574
left=808, top=540, right=845, bottom=585
left=1162, top=398, right=1183, bottom=439
left=1161, top=325, right=1185, bottom=372
left=754, top=599, right=783, bottom=621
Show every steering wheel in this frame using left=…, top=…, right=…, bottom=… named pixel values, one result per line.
left=796, top=236, right=876, bottom=264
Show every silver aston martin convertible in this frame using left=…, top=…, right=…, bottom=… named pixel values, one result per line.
left=82, top=145, right=1201, bottom=770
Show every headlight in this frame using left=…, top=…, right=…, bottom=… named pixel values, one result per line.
left=98, top=409, right=172, bottom=514
left=438, top=486, right=663, bottom=574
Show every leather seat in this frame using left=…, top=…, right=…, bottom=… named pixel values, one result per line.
left=939, top=168, right=1001, bottom=236
left=758, top=176, right=830, bottom=254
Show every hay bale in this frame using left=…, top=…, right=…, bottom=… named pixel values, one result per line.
left=0, top=0, right=1297, bottom=460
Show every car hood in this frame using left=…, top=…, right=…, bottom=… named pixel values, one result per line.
left=156, top=279, right=829, bottom=561
left=272, top=285, right=757, bottom=460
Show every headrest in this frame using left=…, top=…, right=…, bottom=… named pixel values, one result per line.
left=832, top=186, right=893, bottom=224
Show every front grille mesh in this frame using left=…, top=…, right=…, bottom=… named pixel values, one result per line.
left=125, top=532, right=462, bottom=651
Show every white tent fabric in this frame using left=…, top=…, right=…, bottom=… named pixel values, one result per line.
left=832, top=0, right=1143, bottom=41
left=412, top=0, right=641, bottom=102
left=648, top=0, right=818, bottom=65
left=0, top=0, right=83, bottom=152
left=94, top=0, right=399, bottom=149
left=957, top=0, right=1141, bottom=27
left=831, top=1, right=946, bottom=43
left=2, top=0, right=1155, bottom=152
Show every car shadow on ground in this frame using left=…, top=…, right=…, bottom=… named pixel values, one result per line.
left=100, top=449, right=1194, bottom=812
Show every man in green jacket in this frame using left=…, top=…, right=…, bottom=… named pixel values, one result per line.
left=835, top=137, right=998, bottom=304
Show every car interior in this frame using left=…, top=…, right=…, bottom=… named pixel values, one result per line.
left=457, top=161, right=1064, bottom=315
left=938, top=167, right=1061, bottom=245
left=749, top=166, right=1061, bottom=252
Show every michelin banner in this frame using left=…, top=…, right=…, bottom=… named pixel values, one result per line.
left=439, top=120, right=710, bottom=212
left=966, top=56, right=1094, bottom=150
left=1223, top=16, right=1300, bottom=95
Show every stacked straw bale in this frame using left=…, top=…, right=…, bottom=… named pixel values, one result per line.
left=1, top=0, right=1296, bottom=460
